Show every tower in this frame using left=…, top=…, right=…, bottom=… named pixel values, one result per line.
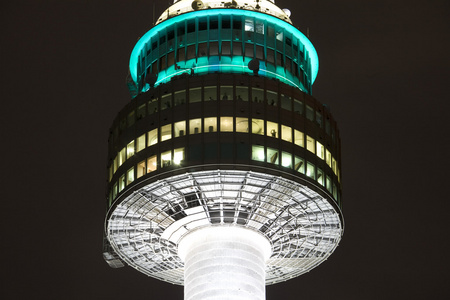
left=103, top=1, right=344, bottom=299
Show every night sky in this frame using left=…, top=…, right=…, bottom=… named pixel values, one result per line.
left=2, top=0, right=449, bottom=299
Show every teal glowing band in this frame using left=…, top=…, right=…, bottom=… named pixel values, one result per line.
left=129, top=9, right=319, bottom=85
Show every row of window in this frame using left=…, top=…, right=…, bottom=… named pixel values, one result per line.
left=108, top=145, right=339, bottom=206
left=109, top=117, right=340, bottom=183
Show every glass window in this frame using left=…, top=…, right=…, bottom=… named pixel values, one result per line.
left=306, top=162, right=315, bottom=179
left=220, top=117, right=233, bottom=132
left=174, top=148, right=185, bottom=165
left=267, top=48, right=275, bottom=63
left=187, top=44, right=196, bottom=59
left=294, top=99, right=303, bottom=114
left=332, top=157, right=337, bottom=174
left=174, top=121, right=186, bottom=137
left=244, top=43, right=253, bottom=57
left=204, top=86, right=216, bottom=101
left=198, top=42, right=207, bottom=56
left=108, top=165, right=113, bottom=182
left=267, top=91, right=277, bottom=106
left=127, top=167, right=135, bottom=185
left=221, top=41, right=231, bottom=55
left=255, top=20, right=264, bottom=34
left=252, top=145, right=265, bottom=162
left=189, top=118, right=202, bottom=134
left=267, top=121, right=278, bottom=138
left=281, top=94, right=291, bottom=111
left=294, top=130, right=304, bottom=147
left=306, top=135, right=315, bottom=153
left=137, top=134, right=145, bottom=152
left=127, top=141, right=135, bottom=159
left=325, top=149, right=332, bottom=167
left=137, top=104, right=146, bottom=119
left=232, top=41, right=242, bottom=55
left=148, top=128, right=158, bottom=146
left=113, top=183, right=118, bottom=199
left=119, top=147, right=126, bottom=167
left=189, top=87, right=202, bottom=103
left=316, top=111, right=323, bottom=127
left=316, top=141, right=325, bottom=160
left=161, top=94, right=172, bottom=110
left=174, top=90, right=185, bottom=106
left=236, top=117, right=249, bottom=133
left=220, top=86, right=233, bottom=100
left=210, top=42, right=219, bottom=55
left=113, top=155, right=118, bottom=173
left=161, top=150, right=172, bottom=168
left=119, top=174, right=126, bottom=192
left=147, top=155, right=157, bottom=173
left=236, top=86, right=248, bottom=101
left=333, top=183, right=338, bottom=200
left=148, top=97, right=158, bottom=114
left=281, top=152, right=292, bottom=168
left=281, top=125, right=292, bottom=142
left=252, top=88, right=264, bottom=103
left=326, top=119, right=331, bottom=135
left=317, top=168, right=324, bottom=186
left=137, top=160, right=146, bottom=178
left=294, top=156, right=305, bottom=174
left=244, top=18, right=254, bottom=32
left=306, top=105, right=314, bottom=121
left=204, top=117, right=217, bottom=132
left=326, top=176, right=332, bottom=193
left=161, top=124, right=172, bottom=141
left=252, top=118, right=264, bottom=135
left=267, top=147, right=279, bottom=164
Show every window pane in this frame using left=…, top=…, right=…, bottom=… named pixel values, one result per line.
left=294, top=130, right=304, bottom=147
left=267, top=121, right=278, bottom=138
left=294, top=99, right=303, bottom=114
left=174, top=121, right=186, bottom=137
left=316, top=111, right=323, bottom=127
left=267, top=147, right=279, bottom=164
left=189, top=118, right=202, bottom=134
left=174, top=148, right=185, bottom=165
left=252, top=118, right=264, bottom=135
left=267, top=91, right=277, bottom=106
left=204, top=86, right=216, bottom=101
left=161, top=124, right=172, bottom=141
left=137, top=134, right=146, bottom=152
left=220, top=117, right=233, bottom=132
left=326, top=176, right=332, bottom=192
left=281, top=152, right=292, bottom=168
left=306, top=135, right=315, bottom=153
left=174, top=90, right=186, bottom=106
left=137, top=160, right=146, bottom=178
left=137, top=104, right=146, bottom=119
left=204, top=117, right=217, bottom=132
left=148, top=128, right=158, bottom=146
left=220, top=86, right=233, bottom=100
left=294, top=156, right=305, bottom=174
left=252, top=88, right=264, bottom=103
left=119, top=147, right=126, bottom=166
left=189, top=87, right=202, bottom=103
left=306, top=162, right=315, bottom=179
left=332, top=157, right=337, bottom=174
left=316, top=141, right=325, bottom=159
left=148, top=97, right=158, bottom=114
left=161, top=94, right=172, bottom=110
left=127, top=111, right=135, bottom=127
left=326, top=149, right=332, bottom=167
left=161, top=151, right=172, bottom=168
left=119, top=174, right=125, bottom=192
left=281, top=94, right=291, bottom=111
left=236, top=86, right=248, bottom=101
left=236, top=117, right=249, bottom=133
left=127, top=167, right=135, bottom=185
left=317, top=168, right=324, bottom=186
left=306, top=105, right=314, bottom=121
left=147, top=155, right=157, bottom=173
left=113, top=183, right=118, bottom=199
left=252, top=145, right=265, bottom=162
left=281, top=125, right=292, bottom=142
left=127, top=141, right=135, bottom=159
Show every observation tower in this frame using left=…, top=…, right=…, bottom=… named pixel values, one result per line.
left=103, top=1, right=344, bottom=299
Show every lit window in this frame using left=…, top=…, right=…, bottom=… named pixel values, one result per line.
left=147, top=155, right=157, bottom=173
left=220, top=86, right=233, bottom=100
left=267, top=121, right=278, bottom=138
left=174, top=148, right=185, bottom=165
left=326, top=149, right=332, bottom=167
left=136, top=134, right=145, bottom=152
left=119, top=174, right=126, bottom=192
left=267, top=147, right=279, bottom=164
left=189, top=118, right=202, bottom=134
left=160, top=124, right=172, bottom=141
left=317, top=168, right=324, bottom=186
left=306, top=162, right=315, bottom=179
left=236, top=117, right=249, bottom=133
left=252, top=145, right=265, bottom=162
left=127, top=167, right=134, bottom=185
left=316, top=141, right=324, bottom=160
left=326, top=176, right=332, bottom=193
left=137, top=160, right=146, bottom=178
left=281, top=152, right=292, bottom=168
left=337, top=166, right=341, bottom=183
left=252, top=118, right=264, bottom=135
left=204, top=117, right=217, bottom=133
left=113, top=183, right=118, bottom=199
left=127, top=141, right=135, bottom=159
left=220, top=117, right=233, bottom=132
left=294, top=156, right=305, bottom=174
left=294, top=130, right=304, bottom=147
left=255, top=20, right=264, bottom=34
left=281, top=125, right=292, bottom=142
left=306, top=135, right=315, bottom=153
left=332, top=157, right=337, bottom=174
left=148, top=128, right=158, bottom=146
left=161, top=151, right=172, bottom=168
left=119, top=147, right=126, bottom=167
left=174, top=121, right=186, bottom=137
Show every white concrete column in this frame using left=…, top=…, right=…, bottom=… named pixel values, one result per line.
left=178, top=226, right=272, bottom=300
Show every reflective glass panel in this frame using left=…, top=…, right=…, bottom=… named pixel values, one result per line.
left=294, top=156, right=305, bottom=174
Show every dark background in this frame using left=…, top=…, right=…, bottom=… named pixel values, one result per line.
left=1, top=0, right=449, bottom=299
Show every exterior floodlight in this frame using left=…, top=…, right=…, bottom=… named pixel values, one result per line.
left=104, top=1, right=344, bottom=299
